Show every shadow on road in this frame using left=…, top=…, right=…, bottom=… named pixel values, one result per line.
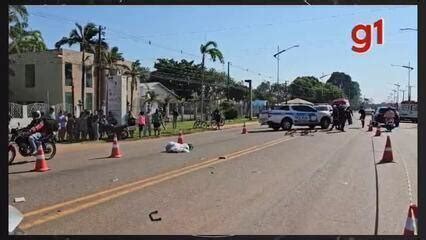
left=9, top=160, right=35, bottom=166
left=88, top=156, right=112, bottom=161
left=8, top=169, right=36, bottom=175
left=247, top=129, right=278, bottom=134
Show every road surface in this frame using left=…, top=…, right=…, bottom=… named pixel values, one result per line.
left=9, top=117, right=417, bottom=235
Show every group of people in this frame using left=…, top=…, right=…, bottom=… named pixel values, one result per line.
left=136, top=108, right=180, bottom=137
left=329, top=105, right=354, bottom=132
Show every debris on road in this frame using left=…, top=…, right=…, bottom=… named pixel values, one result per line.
left=210, top=171, right=214, bottom=174
left=165, top=141, right=193, bottom=153
left=14, top=197, right=26, bottom=203
left=218, top=156, right=227, bottom=159
left=149, top=210, right=162, bottom=222
left=111, top=177, right=119, bottom=182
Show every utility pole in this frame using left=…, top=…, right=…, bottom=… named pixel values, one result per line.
left=245, top=80, right=252, bottom=120
left=407, top=61, right=412, bottom=101
left=227, top=61, right=230, bottom=100
left=394, top=83, right=400, bottom=109
left=400, top=89, right=406, bottom=102
left=97, top=25, right=105, bottom=111
left=284, top=80, right=288, bottom=104
left=276, top=45, right=280, bottom=84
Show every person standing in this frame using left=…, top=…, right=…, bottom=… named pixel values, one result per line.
left=92, top=111, right=99, bottom=141
left=48, top=107, right=56, bottom=120
left=57, top=111, right=67, bottom=142
left=172, top=108, right=179, bottom=129
left=338, top=105, right=347, bottom=132
left=79, top=111, right=88, bottom=141
left=346, top=106, right=353, bottom=125
left=329, top=105, right=340, bottom=131
left=152, top=109, right=162, bottom=136
left=88, top=111, right=94, bottom=140
left=358, top=106, right=366, bottom=128
left=66, top=113, right=76, bottom=142
left=138, top=111, right=146, bottom=138
left=144, top=109, right=152, bottom=137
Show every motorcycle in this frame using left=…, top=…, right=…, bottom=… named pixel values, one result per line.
left=384, top=117, right=395, bottom=132
left=9, top=123, right=57, bottom=165
left=100, top=123, right=131, bottom=140
left=9, top=205, right=24, bottom=235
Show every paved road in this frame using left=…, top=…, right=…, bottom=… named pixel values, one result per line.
left=9, top=117, right=417, bottom=235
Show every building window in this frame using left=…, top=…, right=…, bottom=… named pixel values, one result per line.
left=25, top=64, right=35, bottom=88
left=85, top=93, right=93, bottom=111
left=65, top=92, right=73, bottom=113
left=86, top=65, right=93, bottom=88
left=65, top=63, right=73, bottom=86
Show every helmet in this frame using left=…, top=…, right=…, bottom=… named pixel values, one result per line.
left=32, top=111, right=41, bottom=119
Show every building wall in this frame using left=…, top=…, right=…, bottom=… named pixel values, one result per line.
left=10, top=50, right=63, bottom=105
left=9, top=49, right=96, bottom=113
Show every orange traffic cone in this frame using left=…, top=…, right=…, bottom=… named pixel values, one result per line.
left=110, top=134, right=122, bottom=158
left=241, top=122, right=247, bottom=134
left=33, top=144, right=50, bottom=172
left=374, top=127, right=381, bottom=136
left=404, top=204, right=418, bottom=236
left=177, top=130, right=184, bottom=144
left=378, top=136, right=393, bottom=164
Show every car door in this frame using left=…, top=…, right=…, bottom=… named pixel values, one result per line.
left=291, top=105, right=317, bottom=125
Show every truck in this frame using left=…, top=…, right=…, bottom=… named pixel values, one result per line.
left=399, top=101, right=417, bottom=123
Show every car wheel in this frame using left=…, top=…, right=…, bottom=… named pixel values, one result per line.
left=281, top=118, right=292, bottom=131
left=320, top=118, right=330, bottom=129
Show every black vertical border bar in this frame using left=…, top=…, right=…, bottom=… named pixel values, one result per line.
left=1, top=1, right=9, bottom=239
left=417, top=0, right=424, bottom=237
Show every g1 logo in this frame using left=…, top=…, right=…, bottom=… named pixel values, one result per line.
left=351, top=18, right=384, bottom=54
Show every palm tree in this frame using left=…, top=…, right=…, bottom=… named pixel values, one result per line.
left=55, top=22, right=106, bottom=111
left=9, top=5, right=28, bottom=25
left=102, top=46, right=124, bottom=76
left=9, top=28, right=47, bottom=54
left=199, top=41, right=224, bottom=120
left=123, top=60, right=142, bottom=112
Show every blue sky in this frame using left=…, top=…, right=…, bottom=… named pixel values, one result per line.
left=26, top=5, right=418, bottom=103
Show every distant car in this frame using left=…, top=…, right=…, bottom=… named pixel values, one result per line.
left=364, top=108, right=374, bottom=115
left=259, top=104, right=331, bottom=130
left=373, top=106, right=400, bottom=127
left=399, top=101, right=417, bottom=123
left=314, top=104, right=333, bottom=114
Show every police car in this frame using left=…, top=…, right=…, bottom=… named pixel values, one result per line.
left=259, top=104, right=331, bottom=131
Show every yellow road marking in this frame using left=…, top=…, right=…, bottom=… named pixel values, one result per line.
left=21, top=135, right=295, bottom=230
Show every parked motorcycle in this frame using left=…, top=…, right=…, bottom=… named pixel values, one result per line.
left=100, top=123, right=131, bottom=140
left=9, top=123, right=56, bottom=165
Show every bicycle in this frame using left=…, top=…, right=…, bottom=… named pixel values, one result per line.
left=193, top=119, right=208, bottom=129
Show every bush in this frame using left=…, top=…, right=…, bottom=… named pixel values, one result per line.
left=224, top=108, right=238, bottom=119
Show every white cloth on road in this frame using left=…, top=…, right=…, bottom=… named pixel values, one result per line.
left=165, top=141, right=190, bottom=153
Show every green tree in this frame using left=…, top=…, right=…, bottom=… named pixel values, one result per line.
left=200, top=41, right=224, bottom=119
left=123, top=60, right=143, bottom=112
left=55, top=22, right=108, bottom=110
left=289, top=76, right=344, bottom=103
left=326, top=72, right=361, bottom=106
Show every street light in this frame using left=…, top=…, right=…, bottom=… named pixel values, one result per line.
left=400, top=28, right=418, bottom=31
left=394, top=83, right=400, bottom=109
left=391, top=63, right=414, bottom=101
left=273, top=44, right=299, bottom=84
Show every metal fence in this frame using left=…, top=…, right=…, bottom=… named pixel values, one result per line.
left=26, top=103, right=49, bottom=118
left=9, top=102, right=23, bottom=118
